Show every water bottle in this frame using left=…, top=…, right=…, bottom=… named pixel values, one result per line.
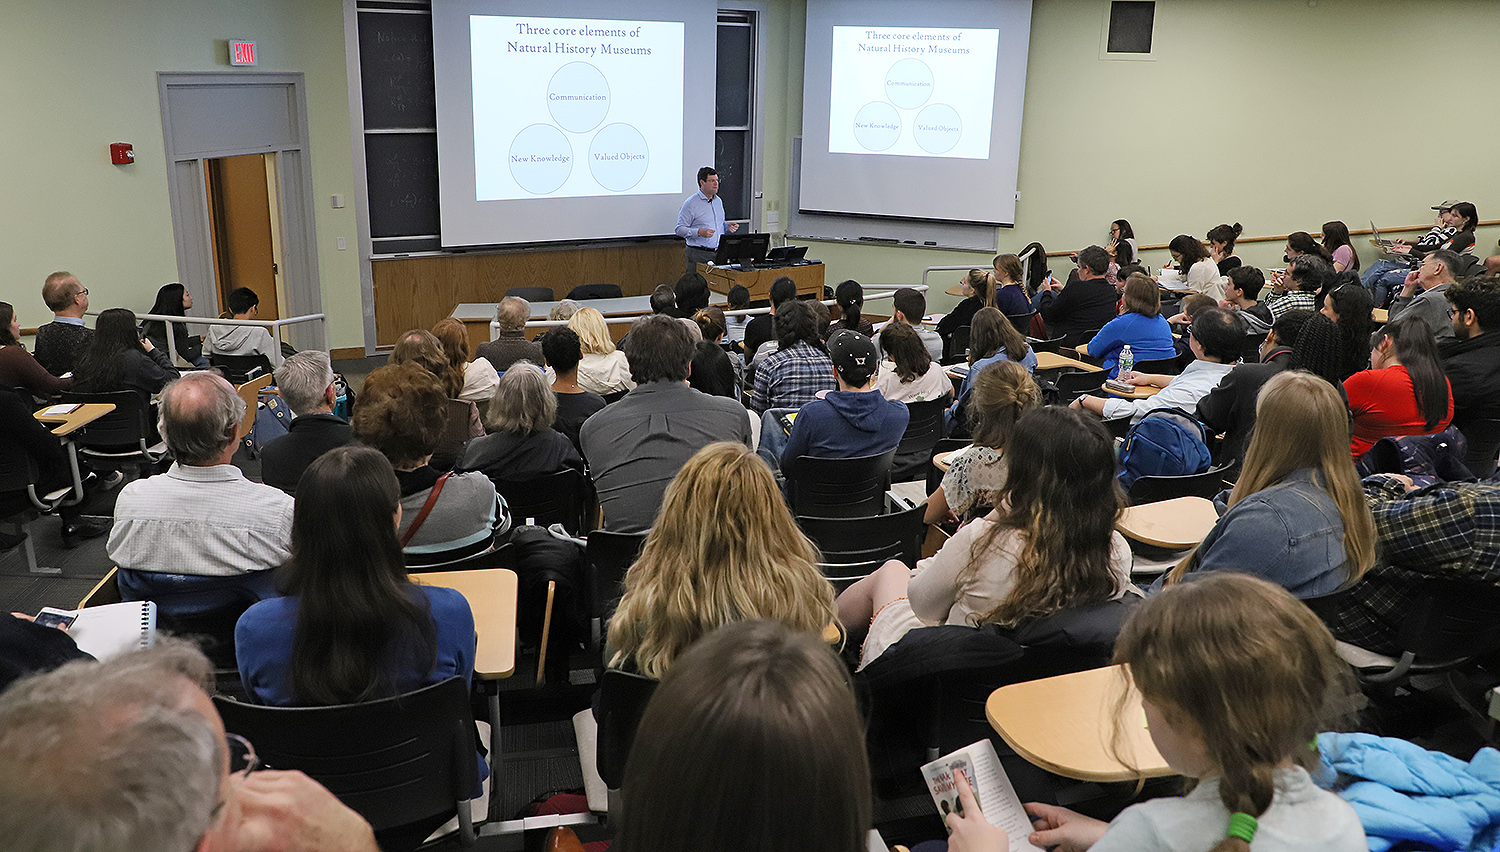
left=1118, top=345, right=1134, bottom=376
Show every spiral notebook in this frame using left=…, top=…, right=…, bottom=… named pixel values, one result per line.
left=37, top=601, right=157, bottom=660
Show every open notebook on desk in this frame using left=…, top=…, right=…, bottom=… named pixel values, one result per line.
left=36, top=601, right=156, bottom=661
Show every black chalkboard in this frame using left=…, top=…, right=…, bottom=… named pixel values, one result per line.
left=364, top=133, right=440, bottom=239
left=357, top=10, right=437, bottom=129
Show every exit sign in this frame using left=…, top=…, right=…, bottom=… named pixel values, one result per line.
left=230, top=40, right=257, bottom=66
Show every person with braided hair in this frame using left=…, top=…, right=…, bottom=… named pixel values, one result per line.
left=1003, top=573, right=1365, bottom=852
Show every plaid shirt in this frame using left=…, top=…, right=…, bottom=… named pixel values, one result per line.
left=1263, top=289, right=1317, bottom=322
left=1325, top=477, right=1500, bottom=654
left=751, top=341, right=836, bottom=414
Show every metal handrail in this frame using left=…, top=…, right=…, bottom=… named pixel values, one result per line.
left=503, top=286, right=925, bottom=336
left=922, top=244, right=1038, bottom=294
left=90, top=311, right=326, bottom=365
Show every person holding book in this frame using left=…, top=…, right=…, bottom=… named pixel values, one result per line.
left=949, top=573, right=1364, bottom=852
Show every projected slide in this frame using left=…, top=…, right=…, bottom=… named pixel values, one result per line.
left=827, top=26, right=999, bottom=159
left=470, top=15, right=684, bottom=200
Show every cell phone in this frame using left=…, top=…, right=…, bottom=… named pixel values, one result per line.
left=1104, top=379, right=1135, bottom=393
left=35, top=607, right=77, bottom=630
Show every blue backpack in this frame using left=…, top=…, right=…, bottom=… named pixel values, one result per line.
left=1117, top=408, right=1211, bottom=490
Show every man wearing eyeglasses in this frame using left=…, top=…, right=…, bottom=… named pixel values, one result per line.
left=0, top=639, right=378, bottom=852
left=1387, top=249, right=1459, bottom=343
left=33, top=271, right=92, bottom=377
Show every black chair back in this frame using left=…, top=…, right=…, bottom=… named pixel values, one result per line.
left=1026, top=335, right=1066, bottom=354
left=429, top=398, right=473, bottom=472
left=57, top=390, right=155, bottom=454
left=1397, top=581, right=1500, bottom=664
left=406, top=543, right=515, bottom=572
left=926, top=437, right=970, bottom=496
left=209, top=352, right=274, bottom=384
left=507, top=286, right=556, bottom=301
left=597, top=668, right=659, bottom=789
left=492, top=467, right=594, bottom=535
left=949, top=325, right=971, bottom=360
left=1133, top=357, right=1181, bottom=375
left=1459, top=419, right=1500, bottom=479
left=785, top=449, right=895, bottom=518
left=214, top=677, right=478, bottom=843
left=0, top=431, right=43, bottom=518
left=892, top=399, right=948, bottom=482
left=817, top=559, right=885, bottom=594
left=586, top=530, right=647, bottom=626
left=1052, top=370, right=1107, bottom=403
left=1005, top=312, right=1035, bottom=335
left=1127, top=462, right=1233, bottom=505
left=567, top=283, right=623, bottom=300
left=800, top=505, right=926, bottom=571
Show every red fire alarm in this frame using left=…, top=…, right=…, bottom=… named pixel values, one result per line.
left=110, top=143, right=135, bottom=165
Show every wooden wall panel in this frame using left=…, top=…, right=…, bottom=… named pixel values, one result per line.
left=372, top=242, right=684, bottom=346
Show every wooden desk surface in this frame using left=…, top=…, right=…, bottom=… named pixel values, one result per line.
left=34, top=403, right=116, bottom=436
left=1116, top=496, right=1220, bottom=549
left=1034, top=351, right=1103, bottom=373
left=410, top=568, right=519, bottom=680
left=933, top=447, right=966, bottom=472
left=1372, top=308, right=1389, bottom=324
left=1105, top=383, right=1161, bottom=399
left=986, top=664, right=1172, bottom=782
left=945, top=285, right=966, bottom=297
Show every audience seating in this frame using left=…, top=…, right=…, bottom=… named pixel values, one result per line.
left=584, top=530, right=647, bottom=652
left=595, top=667, right=659, bottom=790
left=926, top=437, right=970, bottom=497
left=429, top=398, right=474, bottom=472
left=817, top=558, right=886, bottom=594
left=410, top=543, right=515, bottom=573
left=891, top=399, right=947, bottom=482
left=1050, top=370, right=1108, bottom=404
left=210, top=352, right=273, bottom=384
left=1126, top=462, right=1233, bottom=505
left=507, top=286, right=555, bottom=301
left=234, top=373, right=273, bottom=442
left=785, top=449, right=895, bottom=518
left=566, top=283, right=622, bottom=300
left=215, top=676, right=481, bottom=851
left=1027, top=335, right=1066, bottom=354
left=58, top=390, right=169, bottom=477
left=799, top=505, right=926, bottom=571
left=1238, top=333, right=1266, bottom=364
left=1459, top=419, right=1500, bottom=479
left=118, top=567, right=272, bottom=672
left=601, top=389, right=628, bottom=405
left=1306, top=580, right=1500, bottom=690
left=1133, top=357, right=1181, bottom=376
left=491, top=468, right=595, bottom=536
left=1005, top=312, right=1035, bottom=335
left=0, top=430, right=81, bottom=575
left=946, top=326, right=971, bottom=362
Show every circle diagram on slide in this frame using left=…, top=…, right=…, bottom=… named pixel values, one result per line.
left=884, top=59, right=933, bottom=109
left=852, top=102, right=902, bottom=152
left=589, top=123, right=649, bottom=191
left=546, top=62, right=610, bottom=133
left=914, top=104, right=962, bottom=154
left=509, top=124, right=572, bottom=195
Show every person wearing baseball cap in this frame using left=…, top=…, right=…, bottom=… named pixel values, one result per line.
left=756, top=329, right=909, bottom=477
left=1362, top=200, right=1478, bottom=306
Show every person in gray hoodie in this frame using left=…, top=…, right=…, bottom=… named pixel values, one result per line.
left=207, top=286, right=284, bottom=366
left=769, top=329, right=909, bottom=477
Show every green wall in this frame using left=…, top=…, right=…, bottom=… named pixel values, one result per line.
left=3, top=0, right=1494, bottom=342
left=0, top=0, right=361, bottom=347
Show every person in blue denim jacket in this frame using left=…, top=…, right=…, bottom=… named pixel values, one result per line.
left=1159, top=370, right=1377, bottom=597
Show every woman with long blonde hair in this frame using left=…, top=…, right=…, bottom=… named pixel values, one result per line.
left=607, top=442, right=837, bottom=678
left=566, top=306, right=634, bottom=395
left=840, top=406, right=1133, bottom=668
left=1165, top=370, right=1376, bottom=596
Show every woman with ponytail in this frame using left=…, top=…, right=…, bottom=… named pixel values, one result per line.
left=833, top=279, right=875, bottom=336
left=1009, top=573, right=1365, bottom=852
left=923, top=360, right=1037, bottom=524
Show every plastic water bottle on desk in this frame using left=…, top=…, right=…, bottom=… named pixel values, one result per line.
left=1118, top=345, right=1134, bottom=376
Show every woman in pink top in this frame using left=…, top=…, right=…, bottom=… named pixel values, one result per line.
left=1343, top=315, right=1452, bottom=458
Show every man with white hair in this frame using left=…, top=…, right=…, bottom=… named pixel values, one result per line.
left=259, top=350, right=353, bottom=495
left=0, top=638, right=379, bottom=852
left=107, top=371, right=293, bottom=603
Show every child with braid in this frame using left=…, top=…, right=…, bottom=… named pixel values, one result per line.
left=946, top=573, right=1365, bottom=852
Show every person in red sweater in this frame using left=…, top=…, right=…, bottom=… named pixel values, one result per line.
left=1344, top=315, right=1453, bottom=459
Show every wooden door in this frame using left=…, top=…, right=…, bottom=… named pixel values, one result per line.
left=205, top=154, right=280, bottom=319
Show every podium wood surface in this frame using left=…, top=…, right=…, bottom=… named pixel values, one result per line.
left=699, top=262, right=824, bottom=302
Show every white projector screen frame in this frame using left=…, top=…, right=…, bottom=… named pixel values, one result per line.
left=799, top=0, right=1032, bottom=226
left=432, top=0, right=716, bottom=247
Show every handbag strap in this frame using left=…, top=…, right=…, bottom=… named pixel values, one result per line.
left=399, top=472, right=450, bottom=548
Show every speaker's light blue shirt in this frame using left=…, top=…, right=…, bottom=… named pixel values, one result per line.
left=676, top=190, right=726, bottom=250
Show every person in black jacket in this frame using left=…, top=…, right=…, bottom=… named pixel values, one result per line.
left=33, top=272, right=93, bottom=377
left=936, top=268, right=992, bottom=356
left=1198, top=310, right=1312, bottom=467
left=1440, top=274, right=1500, bottom=432
left=1033, top=245, right=1119, bottom=345
left=742, top=276, right=799, bottom=366
left=458, top=362, right=584, bottom=484
left=140, top=282, right=208, bottom=367
left=72, top=308, right=179, bottom=403
left=258, top=350, right=353, bottom=495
